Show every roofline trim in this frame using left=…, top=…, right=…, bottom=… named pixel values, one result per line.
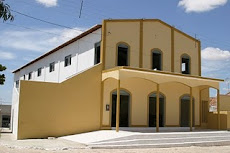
left=104, top=19, right=200, bottom=42
left=13, top=24, right=102, bottom=73
left=102, top=66, right=224, bottom=82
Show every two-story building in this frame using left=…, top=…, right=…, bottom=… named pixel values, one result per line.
left=11, top=19, right=223, bottom=140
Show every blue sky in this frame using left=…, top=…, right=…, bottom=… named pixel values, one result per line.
left=0, top=0, right=230, bottom=103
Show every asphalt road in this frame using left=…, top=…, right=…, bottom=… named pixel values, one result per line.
left=89, top=131, right=230, bottom=149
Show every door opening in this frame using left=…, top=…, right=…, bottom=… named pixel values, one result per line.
left=111, top=90, right=130, bottom=127
left=149, top=93, right=165, bottom=127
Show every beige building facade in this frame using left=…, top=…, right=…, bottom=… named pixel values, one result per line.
left=12, top=19, right=224, bottom=139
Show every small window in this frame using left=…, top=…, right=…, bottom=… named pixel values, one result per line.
left=23, top=75, right=26, bottom=80
left=2, top=115, right=10, bottom=128
left=181, top=54, right=190, bottom=74
left=37, top=68, right=42, bottom=77
left=117, top=43, right=129, bottom=66
left=15, top=80, right=19, bottom=88
left=49, top=62, right=55, bottom=72
left=28, top=72, right=32, bottom=80
left=152, top=49, right=162, bottom=70
left=65, top=55, right=71, bottom=67
left=94, top=42, right=101, bottom=64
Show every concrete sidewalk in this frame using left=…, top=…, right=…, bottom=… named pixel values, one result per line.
left=60, top=128, right=230, bottom=149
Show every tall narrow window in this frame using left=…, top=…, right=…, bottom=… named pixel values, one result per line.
left=181, top=54, right=190, bottom=74
left=152, top=49, right=162, bottom=70
left=117, top=43, right=129, bottom=66
left=23, top=75, right=26, bottom=80
left=28, top=72, right=32, bottom=80
left=94, top=42, right=101, bottom=64
left=15, top=80, right=19, bottom=88
left=49, top=62, right=55, bottom=72
left=37, top=68, right=42, bottom=77
left=64, top=55, right=71, bottom=67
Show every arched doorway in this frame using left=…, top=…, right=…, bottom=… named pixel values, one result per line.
left=180, top=95, right=195, bottom=127
left=148, top=92, right=165, bottom=127
left=111, top=90, right=130, bottom=127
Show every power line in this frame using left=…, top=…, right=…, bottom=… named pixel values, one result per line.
left=5, top=22, right=64, bottom=37
left=79, top=0, right=84, bottom=18
left=2, top=22, right=104, bottom=48
left=13, top=0, right=102, bottom=27
left=11, top=9, right=80, bottom=31
left=10, top=9, right=102, bottom=36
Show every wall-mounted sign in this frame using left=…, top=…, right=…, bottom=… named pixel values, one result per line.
left=106, top=104, right=110, bottom=111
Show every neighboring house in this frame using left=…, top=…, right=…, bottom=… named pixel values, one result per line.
left=209, top=97, right=217, bottom=112
left=0, top=105, right=11, bottom=128
left=11, top=19, right=224, bottom=140
left=209, top=92, right=230, bottom=112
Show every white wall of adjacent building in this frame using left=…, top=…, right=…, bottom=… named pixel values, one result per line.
left=11, top=28, right=102, bottom=137
left=13, top=28, right=101, bottom=83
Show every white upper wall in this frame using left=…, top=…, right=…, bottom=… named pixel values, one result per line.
left=13, top=28, right=102, bottom=85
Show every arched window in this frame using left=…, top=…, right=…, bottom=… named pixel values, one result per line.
left=152, top=49, right=162, bottom=70
left=181, top=54, right=190, bottom=74
left=117, top=43, right=129, bottom=66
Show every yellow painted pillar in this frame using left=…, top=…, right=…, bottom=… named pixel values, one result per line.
left=190, top=87, right=193, bottom=131
left=217, top=89, right=220, bottom=130
left=156, top=84, right=160, bottom=132
left=116, top=80, right=120, bottom=132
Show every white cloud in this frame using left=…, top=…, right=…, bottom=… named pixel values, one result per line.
left=0, top=51, right=16, bottom=60
left=201, top=47, right=230, bottom=79
left=201, top=47, right=230, bottom=61
left=36, top=0, right=58, bottom=7
left=178, top=0, right=228, bottom=13
left=0, top=27, right=84, bottom=53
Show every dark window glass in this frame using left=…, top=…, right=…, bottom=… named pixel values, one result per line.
left=15, top=80, right=19, bottom=88
left=2, top=115, right=10, bottom=128
left=37, top=68, right=42, bottom=77
left=23, top=75, right=26, bottom=80
left=64, top=55, right=71, bottom=67
left=49, top=62, right=55, bottom=72
left=28, top=72, right=32, bottom=80
left=117, top=44, right=129, bottom=66
left=152, top=50, right=162, bottom=70
left=182, top=55, right=190, bottom=74
left=94, top=42, right=101, bottom=64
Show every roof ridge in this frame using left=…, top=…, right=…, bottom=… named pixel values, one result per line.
left=13, top=24, right=102, bottom=73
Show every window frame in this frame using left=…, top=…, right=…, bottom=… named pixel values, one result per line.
left=116, top=42, right=130, bottom=66
left=181, top=54, right=191, bottom=74
left=151, top=49, right=163, bottom=71
left=28, top=72, right=32, bottom=80
left=15, top=80, right=19, bottom=88
left=64, top=55, right=72, bottom=67
left=37, top=68, right=42, bottom=77
left=49, top=62, right=55, bottom=72
left=94, top=42, right=101, bottom=64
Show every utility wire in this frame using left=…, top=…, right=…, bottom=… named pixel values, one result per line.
left=11, top=9, right=80, bottom=31
left=5, top=22, right=63, bottom=37
left=13, top=0, right=101, bottom=27
left=79, top=0, right=84, bottom=18
left=10, top=9, right=102, bottom=36
left=3, top=22, right=104, bottom=47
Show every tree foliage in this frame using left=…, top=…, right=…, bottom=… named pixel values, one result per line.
left=0, top=64, right=6, bottom=85
left=0, top=0, right=14, bottom=21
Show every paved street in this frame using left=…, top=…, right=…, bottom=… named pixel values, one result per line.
left=88, top=130, right=230, bottom=149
